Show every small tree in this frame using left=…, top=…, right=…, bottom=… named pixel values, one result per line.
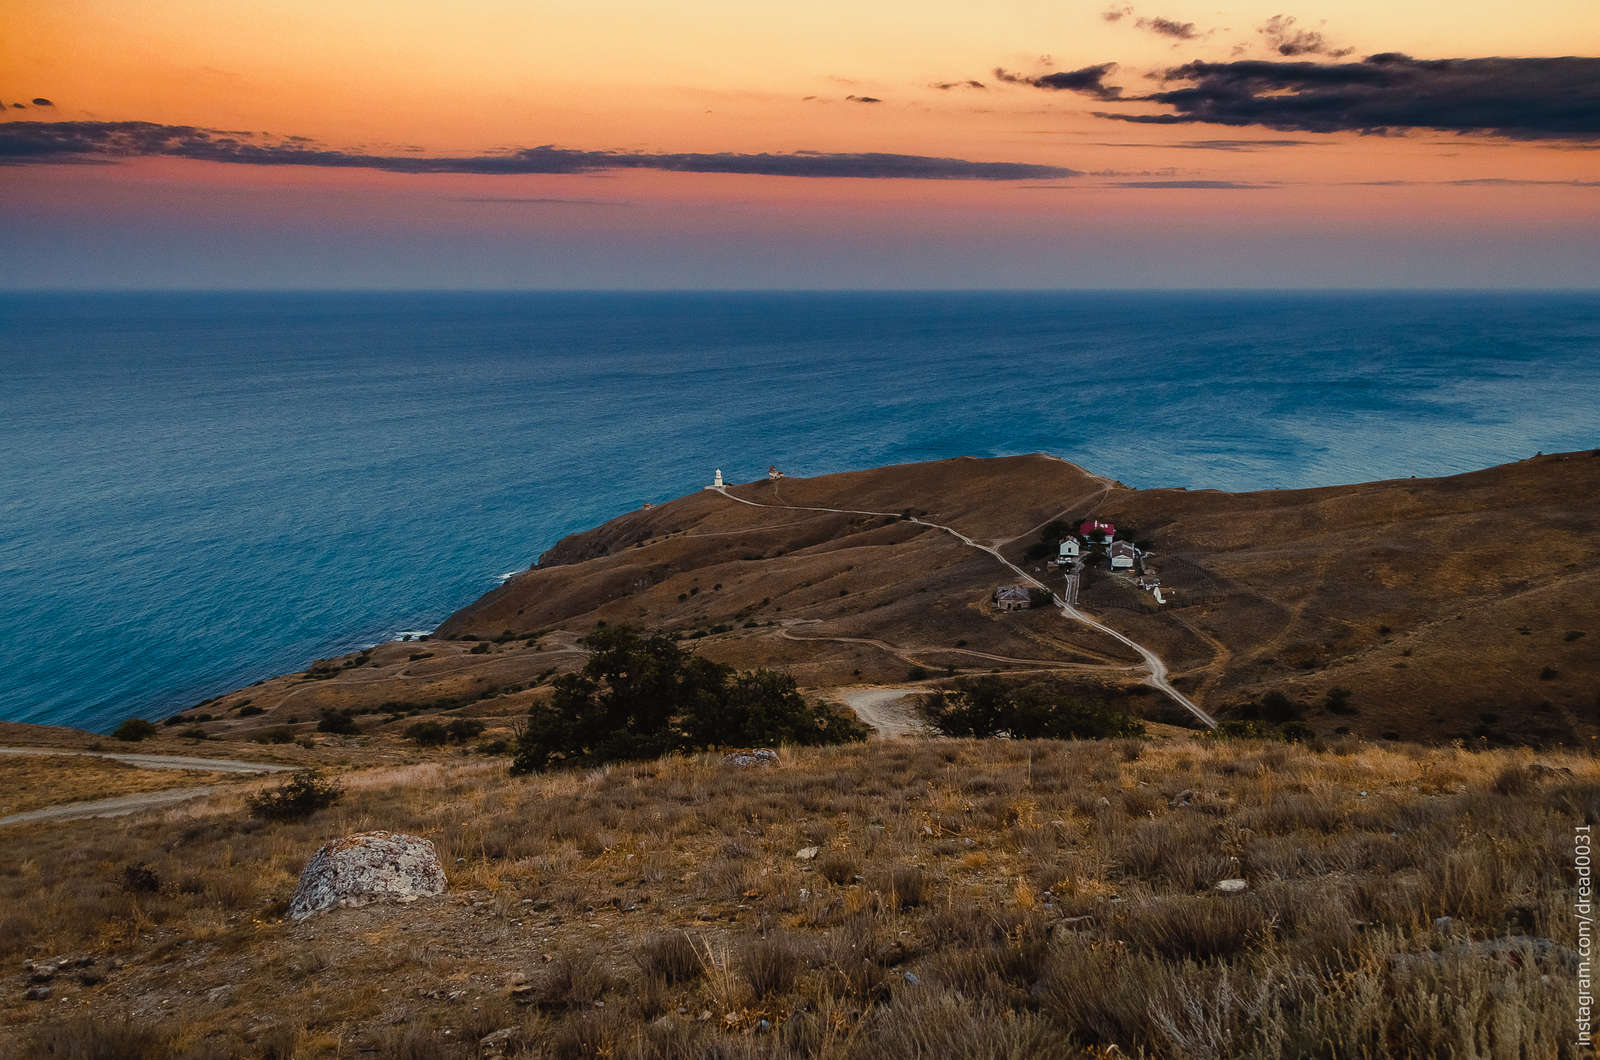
left=113, top=718, right=158, bottom=742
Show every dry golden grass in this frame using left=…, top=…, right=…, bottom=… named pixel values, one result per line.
left=0, top=755, right=242, bottom=817
left=0, top=733, right=1594, bottom=1058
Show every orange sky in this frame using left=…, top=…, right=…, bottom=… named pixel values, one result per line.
left=3, top=0, right=1597, bottom=286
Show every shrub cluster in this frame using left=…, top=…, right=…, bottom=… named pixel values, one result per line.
left=112, top=718, right=158, bottom=742
left=510, top=625, right=869, bottom=773
left=244, top=768, right=344, bottom=821
left=404, top=717, right=486, bottom=746
left=921, top=675, right=1145, bottom=740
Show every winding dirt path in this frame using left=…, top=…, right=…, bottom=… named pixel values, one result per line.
left=713, top=487, right=1216, bottom=728
left=837, top=688, right=928, bottom=738
left=0, top=786, right=225, bottom=828
left=0, top=748, right=294, bottom=773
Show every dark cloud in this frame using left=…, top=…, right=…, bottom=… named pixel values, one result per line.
left=1113, top=179, right=1265, bottom=188
left=995, top=63, right=1123, bottom=100
left=1102, top=6, right=1132, bottom=22
left=845, top=95, right=881, bottom=103
left=1092, top=138, right=1320, bottom=150
left=931, top=80, right=986, bottom=90
left=31, top=98, right=54, bottom=107
left=1137, top=16, right=1198, bottom=40
left=0, top=120, right=1082, bottom=180
left=1259, top=15, right=1351, bottom=58
left=10, top=103, right=24, bottom=110
left=1096, top=54, right=1600, bottom=140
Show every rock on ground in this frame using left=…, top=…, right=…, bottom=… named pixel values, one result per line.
left=289, top=830, right=447, bottom=921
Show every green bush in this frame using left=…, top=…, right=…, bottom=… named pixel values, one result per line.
left=317, top=709, right=359, bottom=735
left=238, top=704, right=265, bottom=717
left=510, top=625, right=869, bottom=774
left=446, top=718, right=487, bottom=743
left=245, top=769, right=344, bottom=821
left=1261, top=690, right=1301, bottom=723
left=1203, top=719, right=1276, bottom=740
left=906, top=666, right=930, bottom=681
left=253, top=727, right=295, bottom=745
left=113, top=718, right=158, bottom=742
left=405, top=720, right=448, bottom=746
left=921, top=676, right=1144, bottom=740
left=1280, top=721, right=1316, bottom=743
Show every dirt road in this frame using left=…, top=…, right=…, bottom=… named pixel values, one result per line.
left=0, top=786, right=223, bottom=827
left=838, top=688, right=928, bottom=738
left=0, top=748, right=295, bottom=773
left=712, top=487, right=1217, bottom=728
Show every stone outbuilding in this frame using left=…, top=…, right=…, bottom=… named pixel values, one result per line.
left=994, top=585, right=1032, bottom=612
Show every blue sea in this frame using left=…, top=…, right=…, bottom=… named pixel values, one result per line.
left=2, top=291, right=1597, bottom=733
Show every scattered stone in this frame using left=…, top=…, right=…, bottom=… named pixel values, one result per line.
left=505, top=972, right=534, bottom=1000
left=722, top=748, right=779, bottom=767
left=796, top=847, right=819, bottom=860
left=798, top=889, right=811, bottom=901
left=1530, top=763, right=1574, bottom=777
left=1097, top=797, right=1112, bottom=808
left=479, top=1028, right=521, bottom=1058
left=24, top=986, right=51, bottom=1001
left=903, top=972, right=921, bottom=986
left=288, top=831, right=448, bottom=920
left=26, top=963, right=57, bottom=983
left=757, top=1019, right=772, bottom=1033
left=1433, top=916, right=1456, bottom=934
left=1214, top=879, right=1248, bottom=895
left=77, top=970, right=105, bottom=987
left=1171, top=789, right=1195, bottom=809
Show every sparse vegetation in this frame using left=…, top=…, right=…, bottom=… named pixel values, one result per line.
left=112, top=718, right=158, bottom=742
left=244, top=767, right=344, bottom=821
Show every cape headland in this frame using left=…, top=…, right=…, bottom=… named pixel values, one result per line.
left=163, top=448, right=1596, bottom=749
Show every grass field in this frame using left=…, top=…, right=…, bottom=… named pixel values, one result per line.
left=1, top=733, right=1593, bottom=1058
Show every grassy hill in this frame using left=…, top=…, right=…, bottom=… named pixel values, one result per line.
left=183, top=449, right=1591, bottom=750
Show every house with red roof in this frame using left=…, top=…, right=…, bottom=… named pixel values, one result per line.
left=1080, top=519, right=1116, bottom=540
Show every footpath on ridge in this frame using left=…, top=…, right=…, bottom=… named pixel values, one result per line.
left=711, top=486, right=1217, bottom=730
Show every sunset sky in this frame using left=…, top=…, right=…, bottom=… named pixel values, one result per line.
left=4, top=0, right=1597, bottom=288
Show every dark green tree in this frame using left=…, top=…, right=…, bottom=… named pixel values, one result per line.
left=510, top=625, right=867, bottom=774
left=113, top=718, right=159, bottom=742
left=921, top=676, right=1143, bottom=741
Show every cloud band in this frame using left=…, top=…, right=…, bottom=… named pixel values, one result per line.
left=0, top=120, right=1082, bottom=180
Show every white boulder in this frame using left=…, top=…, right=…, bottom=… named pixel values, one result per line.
left=289, top=831, right=447, bottom=920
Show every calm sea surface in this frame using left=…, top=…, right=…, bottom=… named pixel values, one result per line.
left=2, top=291, right=1597, bottom=732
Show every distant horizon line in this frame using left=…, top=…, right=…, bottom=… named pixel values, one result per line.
left=3, top=286, right=1599, bottom=295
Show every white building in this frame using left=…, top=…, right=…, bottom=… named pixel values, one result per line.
left=704, top=469, right=725, bottom=491
left=1110, top=540, right=1137, bottom=569
left=1059, top=537, right=1080, bottom=559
